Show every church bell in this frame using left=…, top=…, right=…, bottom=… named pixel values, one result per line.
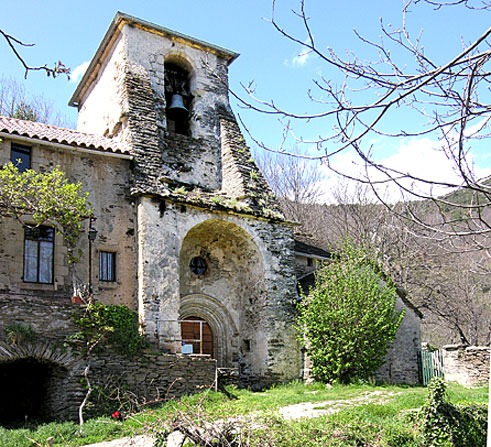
left=167, top=94, right=188, bottom=119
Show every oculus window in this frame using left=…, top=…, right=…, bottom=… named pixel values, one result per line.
left=190, top=256, right=207, bottom=275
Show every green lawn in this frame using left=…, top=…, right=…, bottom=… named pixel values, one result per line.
left=0, top=381, right=487, bottom=447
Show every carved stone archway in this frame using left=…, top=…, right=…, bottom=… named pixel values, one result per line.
left=180, top=294, right=239, bottom=367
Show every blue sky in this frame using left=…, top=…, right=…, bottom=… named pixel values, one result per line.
left=1, top=1, right=489, bottom=200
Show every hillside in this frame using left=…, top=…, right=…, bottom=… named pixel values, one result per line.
left=282, top=193, right=491, bottom=347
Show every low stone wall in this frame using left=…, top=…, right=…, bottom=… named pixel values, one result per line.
left=442, top=344, right=490, bottom=386
left=0, top=294, right=80, bottom=340
left=0, top=296, right=216, bottom=422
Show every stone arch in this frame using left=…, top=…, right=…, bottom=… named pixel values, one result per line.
left=164, top=54, right=194, bottom=135
left=164, top=52, right=195, bottom=73
left=0, top=341, right=84, bottom=424
left=179, top=218, right=266, bottom=369
left=180, top=293, right=239, bottom=367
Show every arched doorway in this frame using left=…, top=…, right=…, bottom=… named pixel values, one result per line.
left=179, top=219, right=265, bottom=369
left=0, top=358, right=68, bottom=427
left=180, top=317, right=214, bottom=356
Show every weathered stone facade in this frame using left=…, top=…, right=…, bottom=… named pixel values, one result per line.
left=0, top=12, right=302, bottom=417
left=442, top=345, right=490, bottom=386
left=0, top=296, right=216, bottom=422
left=0, top=136, right=136, bottom=307
left=374, top=296, right=421, bottom=384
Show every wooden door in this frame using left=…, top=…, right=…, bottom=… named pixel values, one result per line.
left=181, top=317, right=214, bottom=356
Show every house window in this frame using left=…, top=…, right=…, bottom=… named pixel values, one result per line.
left=11, top=144, right=31, bottom=172
left=23, top=225, right=54, bottom=284
left=99, top=251, right=116, bottom=282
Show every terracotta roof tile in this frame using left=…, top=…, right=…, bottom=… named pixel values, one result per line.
left=0, top=116, right=129, bottom=155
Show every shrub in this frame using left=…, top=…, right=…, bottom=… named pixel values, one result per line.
left=70, top=302, right=148, bottom=357
left=416, top=378, right=487, bottom=447
left=297, top=241, right=404, bottom=383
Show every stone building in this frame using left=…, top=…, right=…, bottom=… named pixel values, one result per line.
left=0, top=12, right=300, bottom=389
left=0, top=12, right=421, bottom=423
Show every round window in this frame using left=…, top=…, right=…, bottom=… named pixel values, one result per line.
left=190, top=256, right=207, bottom=275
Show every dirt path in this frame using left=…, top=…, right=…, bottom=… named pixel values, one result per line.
left=279, top=390, right=400, bottom=420
left=81, top=390, right=401, bottom=447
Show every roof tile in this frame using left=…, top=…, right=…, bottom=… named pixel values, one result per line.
left=0, top=116, right=129, bottom=155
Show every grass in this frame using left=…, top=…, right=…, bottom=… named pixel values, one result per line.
left=0, top=381, right=487, bottom=446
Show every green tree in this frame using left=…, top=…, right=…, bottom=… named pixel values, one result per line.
left=0, top=161, right=90, bottom=261
left=298, top=241, right=405, bottom=383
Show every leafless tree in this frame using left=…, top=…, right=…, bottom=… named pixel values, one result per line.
left=0, top=29, right=69, bottom=79
left=255, top=148, right=323, bottom=221
left=238, top=0, right=491, bottom=250
left=0, top=76, right=74, bottom=127
left=286, top=178, right=490, bottom=346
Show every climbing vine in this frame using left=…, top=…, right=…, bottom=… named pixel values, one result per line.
left=67, top=302, right=148, bottom=429
left=415, top=378, right=488, bottom=447
left=69, top=302, right=148, bottom=357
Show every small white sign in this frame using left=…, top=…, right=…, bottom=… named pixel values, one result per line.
left=181, top=344, right=193, bottom=354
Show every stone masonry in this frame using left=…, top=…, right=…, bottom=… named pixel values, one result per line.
left=0, top=296, right=216, bottom=421
left=442, top=345, right=490, bottom=386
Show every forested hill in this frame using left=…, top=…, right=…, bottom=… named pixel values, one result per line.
left=284, top=193, right=490, bottom=347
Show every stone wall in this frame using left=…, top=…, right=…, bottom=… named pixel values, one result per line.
left=0, top=296, right=216, bottom=422
left=442, top=344, right=490, bottom=386
left=375, top=296, right=422, bottom=385
left=0, top=138, right=137, bottom=309
left=137, top=198, right=301, bottom=387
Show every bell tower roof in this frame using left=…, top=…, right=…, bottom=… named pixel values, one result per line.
left=69, top=11, right=239, bottom=108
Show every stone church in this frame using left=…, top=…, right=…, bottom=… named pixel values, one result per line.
left=0, top=12, right=421, bottom=421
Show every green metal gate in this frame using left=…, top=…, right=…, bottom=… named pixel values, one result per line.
left=420, top=349, right=445, bottom=385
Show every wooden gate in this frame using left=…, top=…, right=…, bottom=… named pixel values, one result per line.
left=420, top=349, right=445, bottom=385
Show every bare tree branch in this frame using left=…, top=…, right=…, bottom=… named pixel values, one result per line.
left=237, top=0, right=491, bottom=249
left=0, top=29, right=70, bottom=79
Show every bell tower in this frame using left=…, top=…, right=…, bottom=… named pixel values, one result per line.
left=69, top=13, right=301, bottom=387
left=70, top=12, right=239, bottom=192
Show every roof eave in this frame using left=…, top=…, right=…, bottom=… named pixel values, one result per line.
left=0, top=131, right=132, bottom=160
left=69, top=11, right=239, bottom=108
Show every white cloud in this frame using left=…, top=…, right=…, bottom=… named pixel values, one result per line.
left=69, top=61, right=90, bottom=84
left=291, top=50, right=312, bottom=66
left=284, top=40, right=313, bottom=67
left=315, top=137, right=491, bottom=204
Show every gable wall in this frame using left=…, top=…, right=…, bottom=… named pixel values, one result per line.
left=137, top=196, right=301, bottom=386
left=375, top=296, right=421, bottom=384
